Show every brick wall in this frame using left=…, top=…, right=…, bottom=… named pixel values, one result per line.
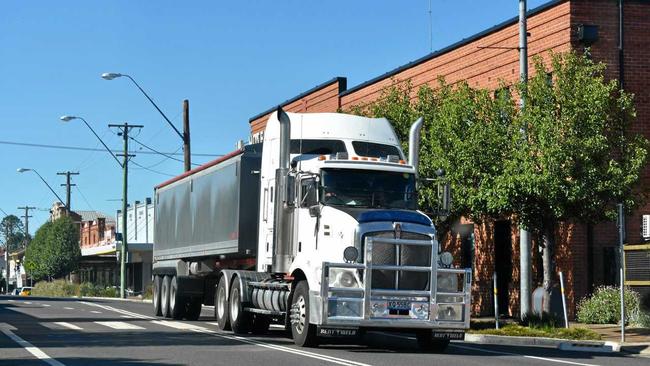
left=247, top=0, right=650, bottom=317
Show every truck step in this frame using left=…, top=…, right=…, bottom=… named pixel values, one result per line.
left=249, top=281, right=290, bottom=290
left=244, top=307, right=286, bottom=316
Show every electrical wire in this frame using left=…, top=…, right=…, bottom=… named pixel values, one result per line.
left=0, top=139, right=220, bottom=157
left=75, top=185, right=95, bottom=211
left=129, top=136, right=202, bottom=166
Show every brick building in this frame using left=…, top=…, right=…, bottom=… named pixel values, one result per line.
left=248, top=0, right=650, bottom=317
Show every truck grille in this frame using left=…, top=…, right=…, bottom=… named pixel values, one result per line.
left=363, top=231, right=432, bottom=291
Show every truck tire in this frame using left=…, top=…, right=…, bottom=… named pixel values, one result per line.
left=215, top=276, right=231, bottom=330
left=161, top=275, right=172, bottom=318
left=169, top=276, right=185, bottom=320
left=290, top=281, right=318, bottom=347
left=415, top=330, right=449, bottom=352
left=184, top=298, right=202, bottom=321
left=229, top=276, right=252, bottom=334
left=153, top=275, right=162, bottom=316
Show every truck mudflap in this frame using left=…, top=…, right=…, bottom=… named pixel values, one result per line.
left=316, top=236, right=472, bottom=330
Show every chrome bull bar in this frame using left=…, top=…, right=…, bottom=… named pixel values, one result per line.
left=320, top=236, right=472, bottom=329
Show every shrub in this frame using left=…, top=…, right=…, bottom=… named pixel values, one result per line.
left=577, top=286, right=640, bottom=325
left=521, top=311, right=562, bottom=328
left=31, top=279, right=78, bottom=297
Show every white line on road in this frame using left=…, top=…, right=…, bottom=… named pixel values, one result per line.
left=7, top=299, right=14, bottom=302
left=53, top=322, right=83, bottom=330
left=24, top=301, right=32, bottom=304
left=79, top=301, right=153, bottom=320
left=94, top=321, right=144, bottom=330
left=450, top=343, right=601, bottom=366
left=42, top=304, right=51, bottom=307
left=63, top=307, right=74, bottom=310
left=89, top=310, right=102, bottom=314
left=0, top=323, right=66, bottom=366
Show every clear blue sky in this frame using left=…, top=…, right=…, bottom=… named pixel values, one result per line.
left=0, top=0, right=550, bottom=232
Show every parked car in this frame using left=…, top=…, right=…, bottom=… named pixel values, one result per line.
left=19, top=287, right=32, bottom=296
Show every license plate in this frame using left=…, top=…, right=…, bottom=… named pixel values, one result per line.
left=318, top=327, right=358, bottom=337
left=387, top=300, right=411, bottom=310
left=432, top=331, right=465, bottom=340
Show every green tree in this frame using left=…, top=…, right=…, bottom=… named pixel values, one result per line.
left=500, top=51, right=648, bottom=309
left=25, top=217, right=80, bottom=281
left=1, top=215, right=26, bottom=253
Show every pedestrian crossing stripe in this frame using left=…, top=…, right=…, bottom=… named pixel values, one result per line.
left=94, top=321, right=145, bottom=330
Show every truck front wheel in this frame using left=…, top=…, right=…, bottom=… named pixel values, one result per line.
left=215, top=276, right=231, bottom=330
left=290, top=281, right=318, bottom=347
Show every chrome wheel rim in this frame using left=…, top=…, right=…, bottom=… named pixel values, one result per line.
left=217, top=285, right=226, bottom=318
left=230, top=287, right=239, bottom=321
left=170, top=280, right=176, bottom=310
left=295, top=295, right=306, bottom=334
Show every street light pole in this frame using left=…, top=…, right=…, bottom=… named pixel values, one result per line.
left=101, top=72, right=191, bottom=172
left=17, top=169, right=67, bottom=210
left=109, top=122, right=143, bottom=299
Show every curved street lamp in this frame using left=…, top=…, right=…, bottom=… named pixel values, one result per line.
left=60, top=115, right=123, bottom=167
left=17, top=168, right=67, bottom=209
left=101, top=72, right=191, bottom=171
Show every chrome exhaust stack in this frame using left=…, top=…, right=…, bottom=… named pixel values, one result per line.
left=272, top=107, right=295, bottom=274
left=408, top=117, right=424, bottom=178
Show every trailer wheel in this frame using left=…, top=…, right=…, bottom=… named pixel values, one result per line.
left=215, top=276, right=231, bottom=330
left=161, top=275, right=171, bottom=318
left=229, top=276, right=252, bottom=334
left=153, top=275, right=162, bottom=316
left=169, top=276, right=185, bottom=320
left=184, top=298, right=202, bottom=321
left=290, top=280, right=318, bottom=347
left=415, top=330, right=449, bottom=352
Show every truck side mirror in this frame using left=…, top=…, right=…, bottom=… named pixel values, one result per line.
left=309, top=204, right=321, bottom=218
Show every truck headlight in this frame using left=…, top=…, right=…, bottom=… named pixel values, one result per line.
left=439, top=251, right=453, bottom=267
left=328, top=268, right=361, bottom=288
left=437, top=272, right=459, bottom=292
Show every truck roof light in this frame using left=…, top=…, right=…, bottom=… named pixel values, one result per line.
left=318, top=155, right=327, bottom=161
left=399, top=159, right=406, bottom=164
left=360, top=157, right=368, bottom=161
left=351, top=156, right=359, bottom=160
left=370, top=157, right=378, bottom=162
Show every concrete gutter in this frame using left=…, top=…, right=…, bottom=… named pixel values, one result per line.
left=465, top=334, right=620, bottom=353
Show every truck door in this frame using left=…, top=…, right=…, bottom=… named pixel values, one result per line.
left=296, top=176, right=319, bottom=257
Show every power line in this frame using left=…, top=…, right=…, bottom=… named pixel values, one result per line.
left=130, top=160, right=175, bottom=177
left=130, top=136, right=201, bottom=166
left=0, top=139, right=221, bottom=157
left=75, top=185, right=95, bottom=211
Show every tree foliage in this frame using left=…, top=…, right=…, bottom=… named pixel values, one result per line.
left=347, top=51, right=648, bottom=296
left=1, top=215, right=26, bottom=253
left=25, top=216, right=80, bottom=281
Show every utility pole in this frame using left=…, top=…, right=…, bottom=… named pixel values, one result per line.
left=57, top=171, right=79, bottom=210
left=183, top=99, right=191, bottom=172
left=109, top=122, right=143, bottom=299
left=17, top=206, right=35, bottom=242
left=518, top=0, right=532, bottom=320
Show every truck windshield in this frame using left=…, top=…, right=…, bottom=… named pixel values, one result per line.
left=320, top=168, right=416, bottom=209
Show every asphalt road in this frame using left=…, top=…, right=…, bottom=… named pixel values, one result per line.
left=0, top=296, right=646, bottom=366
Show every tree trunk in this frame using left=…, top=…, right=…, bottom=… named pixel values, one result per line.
left=541, top=221, right=556, bottom=313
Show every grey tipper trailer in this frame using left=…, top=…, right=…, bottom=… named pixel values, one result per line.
left=152, top=144, right=262, bottom=315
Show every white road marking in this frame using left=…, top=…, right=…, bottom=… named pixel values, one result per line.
left=0, top=323, right=66, bottom=366
left=7, top=299, right=14, bottom=302
left=79, top=301, right=153, bottom=320
left=63, top=307, right=74, bottom=310
left=152, top=320, right=369, bottom=366
left=24, top=301, right=32, bottom=304
left=450, top=344, right=601, bottom=366
left=95, top=321, right=144, bottom=330
left=53, top=322, right=82, bottom=330
left=42, top=304, right=51, bottom=307
left=90, top=310, right=102, bottom=314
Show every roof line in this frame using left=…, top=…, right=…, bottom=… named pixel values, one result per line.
left=340, top=0, right=563, bottom=97
left=249, top=77, right=347, bottom=123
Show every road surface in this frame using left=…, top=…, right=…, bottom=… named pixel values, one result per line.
left=0, top=296, right=645, bottom=366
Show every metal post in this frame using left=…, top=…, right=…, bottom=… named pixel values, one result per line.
left=618, top=203, right=626, bottom=343
left=518, top=0, right=532, bottom=320
left=493, top=272, right=499, bottom=329
left=109, top=122, right=143, bottom=299
left=183, top=99, right=191, bottom=172
left=559, top=271, right=569, bottom=328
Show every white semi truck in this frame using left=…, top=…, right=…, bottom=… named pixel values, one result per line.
left=152, top=108, right=471, bottom=350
